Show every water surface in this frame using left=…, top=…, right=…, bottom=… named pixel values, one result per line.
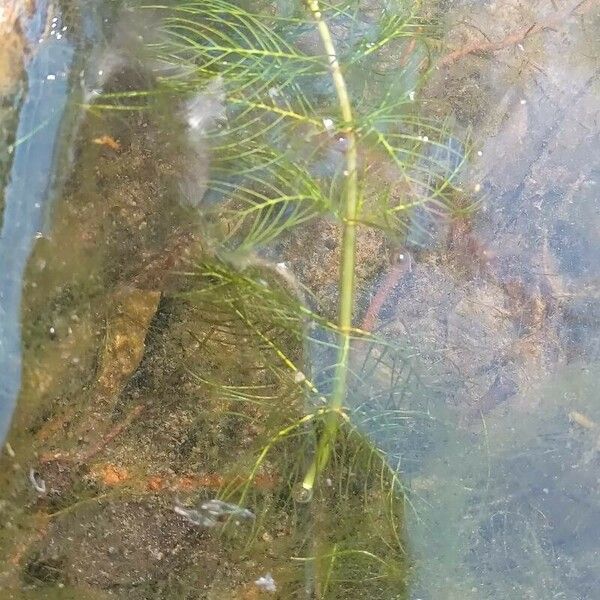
left=0, top=1, right=598, bottom=598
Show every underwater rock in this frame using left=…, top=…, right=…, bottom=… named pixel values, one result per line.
left=95, top=288, right=161, bottom=400
left=0, top=10, right=25, bottom=97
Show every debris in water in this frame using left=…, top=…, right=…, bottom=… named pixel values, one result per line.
left=92, top=135, right=121, bottom=151
left=569, top=411, right=596, bottom=430
left=28, top=468, right=46, bottom=495
left=294, top=370, right=306, bottom=383
left=202, top=498, right=255, bottom=520
left=174, top=498, right=255, bottom=527
left=183, top=77, right=226, bottom=133
left=322, top=117, right=334, bottom=131
left=174, top=504, right=217, bottom=527
left=254, top=572, right=276, bottom=593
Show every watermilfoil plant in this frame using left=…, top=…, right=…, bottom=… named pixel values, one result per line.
left=94, top=0, right=469, bottom=593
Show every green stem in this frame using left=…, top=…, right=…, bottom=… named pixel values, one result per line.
left=302, top=0, right=358, bottom=494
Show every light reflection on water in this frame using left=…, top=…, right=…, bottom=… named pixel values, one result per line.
left=0, top=1, right=75, bottom=442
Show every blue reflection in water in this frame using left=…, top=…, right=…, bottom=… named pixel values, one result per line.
left=0, top=8, right=74, bottom=442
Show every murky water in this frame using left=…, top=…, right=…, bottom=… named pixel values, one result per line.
left=0, top=0, right=598, bottom=598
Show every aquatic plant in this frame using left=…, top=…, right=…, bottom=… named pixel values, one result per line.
left=93, top=0, right=469, bottom=594
left=123, top=0, right=466, bottom=488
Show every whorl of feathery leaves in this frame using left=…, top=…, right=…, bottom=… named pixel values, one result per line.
left=91, top=0, right=471, bottom=508
left=100, top=0, right=468, bottom=253
left=136, top=0, right=467, bottom=495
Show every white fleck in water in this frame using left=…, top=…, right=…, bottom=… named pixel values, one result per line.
left=254, top=573, right=276, bottom=593
left=29, top=468, right=46, bottom=494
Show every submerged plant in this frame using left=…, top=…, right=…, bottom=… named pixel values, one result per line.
left=94, top=0, right=468, bottom=594
left=124, top=0, right=466, bottom=488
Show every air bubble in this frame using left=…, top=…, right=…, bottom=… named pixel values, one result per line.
left=292, top=483, right=313, bottom=503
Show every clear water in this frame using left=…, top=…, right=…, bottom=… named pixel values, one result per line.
left=0, top=0, right=75, bottom=443
left=0, top=0, right=598, bottom=598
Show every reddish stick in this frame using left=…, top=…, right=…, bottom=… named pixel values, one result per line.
left=361, top=254, right=412, bottom=333
left=439, top=0, right=594, bottom=67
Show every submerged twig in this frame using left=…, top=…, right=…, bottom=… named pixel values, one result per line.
left=40, top=404, right=144, bottom=464
left=361, top=254, right=412, bottom=333
left=439, top=0, right=594, bottom=67
left=77, top=404, right=145, bottom=463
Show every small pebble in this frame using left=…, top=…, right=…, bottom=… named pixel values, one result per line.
left=29, top=468, right=46, bottom=494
